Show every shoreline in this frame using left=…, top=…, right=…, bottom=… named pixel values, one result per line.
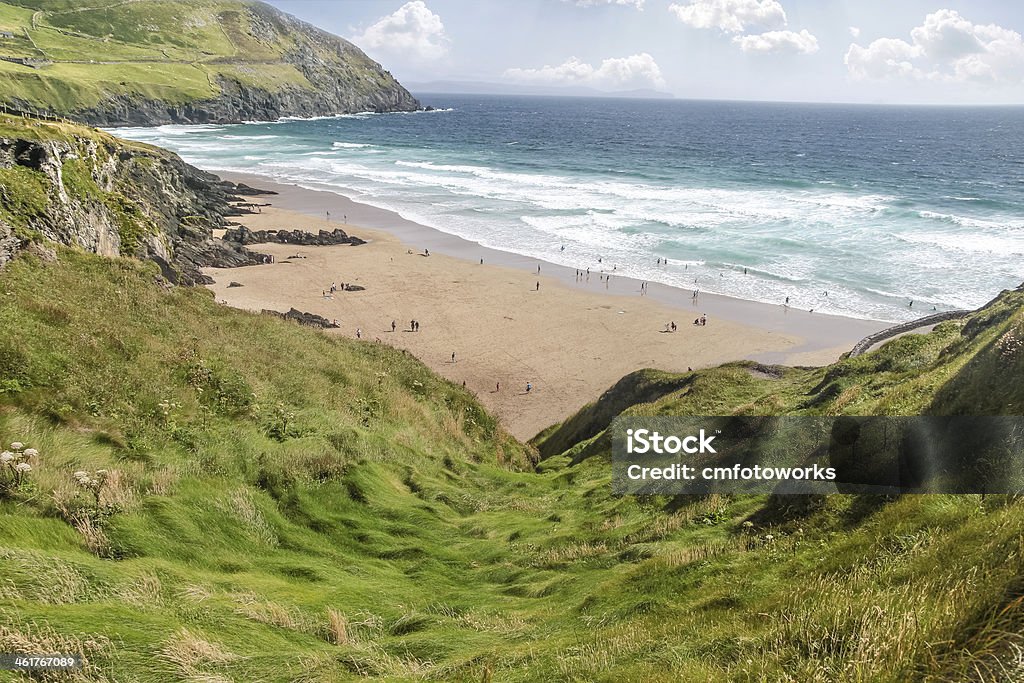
left=217, top=170, right=886, bottom=365
left=202, top=174, right=888, bottom=440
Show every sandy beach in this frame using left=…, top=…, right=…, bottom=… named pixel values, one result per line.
left=205, top=174, right=885, bottom=439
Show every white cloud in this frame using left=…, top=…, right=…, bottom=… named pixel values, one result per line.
left=669, top=0, right=817, bottom=56
left=351, top=1, right=449, bottom=61
left=845, top=9, right=1024, bottom=84
left=846, top=37, right=923, bottom=80
left=849, top=26, right=860, bottom=39
left=568, top=0, right=645, bottom=8
left=733, top=29, right=819, bottom=54
left=503, top=53, right=667, bottom=90
left=668, top=0, right=786, bottom=33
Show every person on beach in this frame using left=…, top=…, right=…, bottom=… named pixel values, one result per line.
left=480, top=258, right=484, bottom=264
left=537, top=264, right=541, bottom=274
left=451, top=352, right=456, bottom=363
left=526, top=382, right=532, bottom=394
left=785, top=296, right=790, bottom=304
left=343, top=214, right=347, bottom=223
left=496, top=382, right=500, bottom=392
left=391, top=320, right=396, bottom=333
left=410, top=319, right=415, bottom=331
left=671, top=321, right=677, bottom=332
left=356, top=328, right=362, bottom=339
left=909, top=300, right=914, bottom=308
left=701, top=314, right=707, bottom=326
left=536, top=282, right=540, bottom=291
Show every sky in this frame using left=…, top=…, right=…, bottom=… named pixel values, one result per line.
left=265, top=0, right=1024, bottom=104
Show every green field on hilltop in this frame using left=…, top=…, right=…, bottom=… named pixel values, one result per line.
left=0, top=0, right=300, bottom=109
left=0, top=0, right=409, bottom=120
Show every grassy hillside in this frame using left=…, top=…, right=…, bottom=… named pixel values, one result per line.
left=1, top=103, right=1023, bottom=681
left=0, top=0, right=418, bottom=124
left=2, top=241, right=1024, bottom=680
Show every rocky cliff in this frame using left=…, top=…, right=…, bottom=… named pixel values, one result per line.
left=0, top=114, right=265, bottom=282
left=0, top=1, right=420, bottom=126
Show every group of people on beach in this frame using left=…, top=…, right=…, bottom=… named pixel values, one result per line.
left=324, top=280, right=354, bottom=297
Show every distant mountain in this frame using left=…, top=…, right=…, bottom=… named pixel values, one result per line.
left=0, top=0, right=419, bottom=126
left=407, top=80, right=676, bottom=100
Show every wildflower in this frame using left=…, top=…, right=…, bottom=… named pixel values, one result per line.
left=24, top=448, right=38, bottom=458
left=73, top=470, right=89, bottom=480
left=0, top=452, right=13, bottom=464
left=10, top=442, right=23, bottom=451
left=764, top=534, right=775, bottom=542
left=14, top=462, right=31, bottom=473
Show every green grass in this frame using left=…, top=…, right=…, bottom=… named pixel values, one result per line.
left=0, top=163, right=49, bottom=231
left=1, top=246, right=1023, bottom=681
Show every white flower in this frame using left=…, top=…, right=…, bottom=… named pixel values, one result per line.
left=14, top=462, right=31, bottom=473
left=0, top=452, right=13, bottom=464
left=10, top=442, right=23, bottom=451
left=23, top=448, right=38, bottom=458
left=73, top=470, right=88, bottom=479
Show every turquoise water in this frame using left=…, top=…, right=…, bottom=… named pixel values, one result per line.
left=115, top=95, right=1024, bottom=322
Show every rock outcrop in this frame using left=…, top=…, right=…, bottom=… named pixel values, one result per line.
left=262, top=308, right=340, bottom=329
left=0, top=120, right=271, bottom=283
left=222, top=226, right=365, bottom=247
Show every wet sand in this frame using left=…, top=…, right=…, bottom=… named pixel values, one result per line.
left=205, top=173, right=885, bottom=440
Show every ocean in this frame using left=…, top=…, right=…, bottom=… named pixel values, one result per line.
left=115, top=95, right=1024, bottom=322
